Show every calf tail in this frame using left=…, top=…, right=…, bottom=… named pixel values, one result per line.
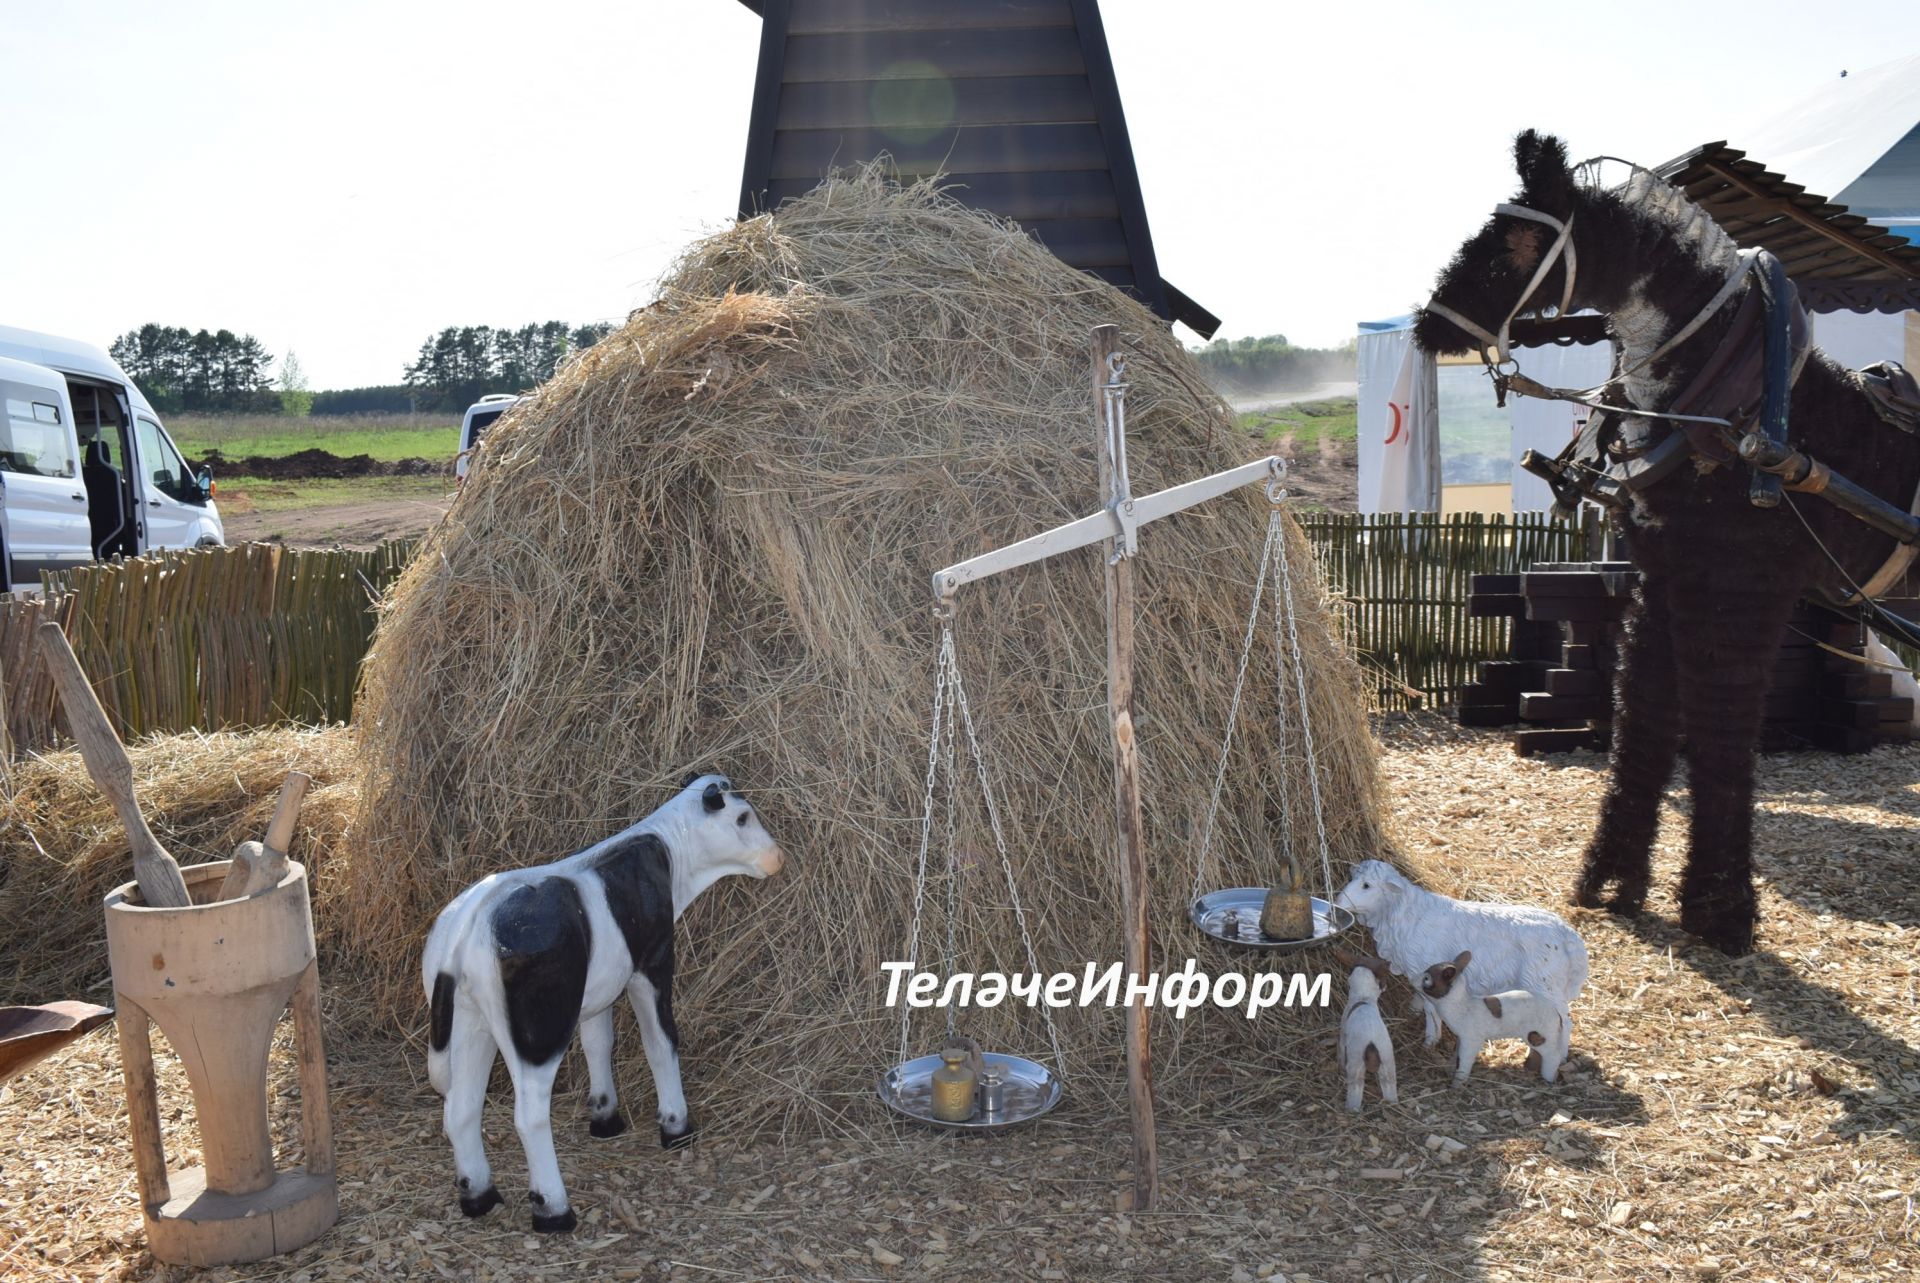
left=428, top=971, right=456, bottom=1095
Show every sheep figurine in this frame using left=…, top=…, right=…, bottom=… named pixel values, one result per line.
left=1420, top=951, right=1568, bottom=1084
left=1331, top=945, right=1397, bottom=1112
left=1332, top=860, right=1588, bottom=1051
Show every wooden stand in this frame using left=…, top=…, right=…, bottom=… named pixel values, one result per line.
left=103, top=859, right=337, bottom=1266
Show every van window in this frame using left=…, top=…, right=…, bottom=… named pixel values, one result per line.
left=465, top=408, right=505, bottom=448
left=135, top=417, right=197, bottom=502
left=1, top=380, right=77, bottom=478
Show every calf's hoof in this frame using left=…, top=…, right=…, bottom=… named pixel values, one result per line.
left=531, top=1207, right=578, bottom=1234
left=458, top=1184, right=503, bottom=1218
left=590, top=1111, right=628, bottom=1140
left=660, top=1119, right=696, bottom=1151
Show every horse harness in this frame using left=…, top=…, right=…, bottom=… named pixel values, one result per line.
left=1427, top=196, right=1920, bottom=615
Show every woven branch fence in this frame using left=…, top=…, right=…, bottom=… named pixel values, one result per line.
left=1297, top=510, right=1604, bottom=711
left=0, top=542, right=413, bottom=754
left=0, top=512, right=1625, bottom=750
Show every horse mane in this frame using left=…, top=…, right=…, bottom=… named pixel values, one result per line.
left=1601, top=167, right=1741, bottom=274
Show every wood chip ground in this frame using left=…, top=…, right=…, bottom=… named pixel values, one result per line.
left=3, top=719, right=1914, bottom=1281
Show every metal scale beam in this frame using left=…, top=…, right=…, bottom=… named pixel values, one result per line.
left=933, top=323, right=1283, bottom=1212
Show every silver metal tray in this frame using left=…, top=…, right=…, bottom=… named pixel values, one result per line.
left=1190, top=887, right=1355, bottom=953
left=877, top=1052, right=1062, bottom=1130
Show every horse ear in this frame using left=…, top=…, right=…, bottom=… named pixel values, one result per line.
left=1514, top=129, right=1574, bottom=207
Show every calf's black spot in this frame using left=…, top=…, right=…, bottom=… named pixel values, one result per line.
left=492, top=877, right=591, bottom=1066
left=430, top=972, right=456, bottom=1052
left=594, top=833, right=674, bottom=974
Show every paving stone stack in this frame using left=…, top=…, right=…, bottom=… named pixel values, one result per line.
left=1458, top=562, right=1914, bottom=756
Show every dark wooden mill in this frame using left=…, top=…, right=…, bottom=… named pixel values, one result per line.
left=733, top=0, right=1219, bottom=337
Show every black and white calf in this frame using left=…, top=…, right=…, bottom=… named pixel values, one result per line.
left=423, top=774, right=784, bottom=1232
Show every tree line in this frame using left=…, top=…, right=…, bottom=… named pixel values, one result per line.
left=108, top=324, right=279, bottom=414
left=402, top=322, right=613, bottom=412
left=1190, top=333, right=1355, bottom=394
left=108, top=320, right=618, bottom=417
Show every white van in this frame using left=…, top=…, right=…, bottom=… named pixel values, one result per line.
left=0, top=326, right=223, bottom=592
left=455, top=393, right=520, bottom=482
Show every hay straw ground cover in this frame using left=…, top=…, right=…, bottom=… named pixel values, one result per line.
left=3, top=720, right=1915, bottom=1282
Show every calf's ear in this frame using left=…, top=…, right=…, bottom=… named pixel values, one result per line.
left=702, top=782, right=725, bottom=812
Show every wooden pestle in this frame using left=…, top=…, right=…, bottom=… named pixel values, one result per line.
left=217, top=772, right=311, bottom=900
left=36, top=623, right=191, bottom=909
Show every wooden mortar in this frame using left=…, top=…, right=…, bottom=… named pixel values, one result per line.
left=103, top=858, right=336, bottom=1266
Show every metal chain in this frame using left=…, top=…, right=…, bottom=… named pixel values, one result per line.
left=1275, top=518, right=1336, bottom=899
left=940, top=649, right=961, bottom=1044
left=1190, top=507, right=1284, bottom=905
left=947, top=648, right=1069, bottom=1081
left=1271, top=540, right=1297, bottom=874
left=898, top=623, right=953, bottom=1076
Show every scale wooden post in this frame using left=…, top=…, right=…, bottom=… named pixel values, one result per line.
left=1093, top=324, right=1157, bottom=1212
left=933, top=327, right=1284, bottom=1214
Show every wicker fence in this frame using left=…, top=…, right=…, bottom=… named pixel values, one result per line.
left=1298, top=510, right=1604, bottom=711
left=0, top=542, right=413, bottom=754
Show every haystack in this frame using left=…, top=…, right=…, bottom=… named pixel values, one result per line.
left=343, top=172, right=1388, bottom=1132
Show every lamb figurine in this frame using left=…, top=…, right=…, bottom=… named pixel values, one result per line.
left=1333, top=860, right=1588, bottom=1052
left=1420, top=951, right=1568, bottom=1084
left=1331, top=945, right=1397, bottom=1112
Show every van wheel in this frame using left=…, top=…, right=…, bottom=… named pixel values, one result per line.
left=196, top=536, right=222, bottom=548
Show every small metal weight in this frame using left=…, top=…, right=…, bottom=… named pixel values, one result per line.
left=978, top=1068, right=1007, bottom=1120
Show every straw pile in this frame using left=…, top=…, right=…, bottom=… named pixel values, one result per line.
left=337, top=172, right=1385, bottom=1130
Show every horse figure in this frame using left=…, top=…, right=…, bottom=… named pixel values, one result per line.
left=1415, top=130, right=1920, bottom=955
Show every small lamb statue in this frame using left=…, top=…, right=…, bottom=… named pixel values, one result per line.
left=1332, top=945, right=1396, bottom=1111
left=1333, top=860, right=1587, bottom=1052
left=1420, top=951, right=1568, bottom=1084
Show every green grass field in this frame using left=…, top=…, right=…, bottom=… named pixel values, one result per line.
left=1239, top=397, right=1359, bottom=450
left=169, top=414, right=459, bottom=462
left=218, top=474, right=451, bottom=514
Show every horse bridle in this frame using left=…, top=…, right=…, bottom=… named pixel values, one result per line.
left=1424, top=196, right=1760, bottom=430
left=1422, top=202, right=1578, bottom=369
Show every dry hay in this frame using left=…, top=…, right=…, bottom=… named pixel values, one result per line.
left=0, top=727, right=359, bottom=1000
left=2, top=723, right=1914, bottom=1282
left=339, top=171, right=1388, bottom=1132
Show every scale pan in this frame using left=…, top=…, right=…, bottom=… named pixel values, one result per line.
left=1190, top=887, right=1355, bottom=953
left=878, top=1052, right=1062, bottom=1130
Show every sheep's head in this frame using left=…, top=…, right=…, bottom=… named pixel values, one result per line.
left=1420, top=950, right=1474, bottom=999
left=1331, top=860, right=1407, bottom=924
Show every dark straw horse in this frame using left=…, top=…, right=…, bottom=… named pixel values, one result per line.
left=1415, top=131, right=1920, bottom=955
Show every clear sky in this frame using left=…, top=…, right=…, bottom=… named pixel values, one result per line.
left=5, top=1, right=1917, bottom=389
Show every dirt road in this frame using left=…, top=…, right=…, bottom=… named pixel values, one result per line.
left=222, top=494, right=452, bottom=548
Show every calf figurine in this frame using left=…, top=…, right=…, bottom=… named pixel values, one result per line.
left=422, top=773, right=785, bottom=1232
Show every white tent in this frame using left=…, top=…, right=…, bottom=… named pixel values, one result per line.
left=1356, top=315, right=1611, bottom=513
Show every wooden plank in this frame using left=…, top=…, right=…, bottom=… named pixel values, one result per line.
left=1024, top=217, right=1131, bottom=267
left=781, top=27, right=1086, bottom=82
left=1066, top=0, right=1166, bottom=322
left=1698, top=160, right=1920, bottom=278
left=775, top=74, right=1095, bottom=130
left=786, top=0, right=1074, bottom=33
left=768, top=122, right=1107, bottom=179
left=738, top=0, right=793, bottom=216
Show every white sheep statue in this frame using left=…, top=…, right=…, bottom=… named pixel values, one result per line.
left=1331, top=945, right=1397, bottom=1112
left=1332, top=860, right=1588, bottom=1052
left=1419, top=950, right=1568, bottom=1084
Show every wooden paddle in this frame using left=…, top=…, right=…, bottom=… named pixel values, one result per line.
left=36, top=623, right=191, bottom=909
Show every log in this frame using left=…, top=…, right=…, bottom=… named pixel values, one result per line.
left=36, top=622, right=190, bottom=908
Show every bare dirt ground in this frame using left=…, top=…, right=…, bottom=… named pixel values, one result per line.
left=1267, top=433, right=1358, bottom=513
left=219, top=491, right=453, bottom=549
left=3, top=720, right=1915, bottom=1282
